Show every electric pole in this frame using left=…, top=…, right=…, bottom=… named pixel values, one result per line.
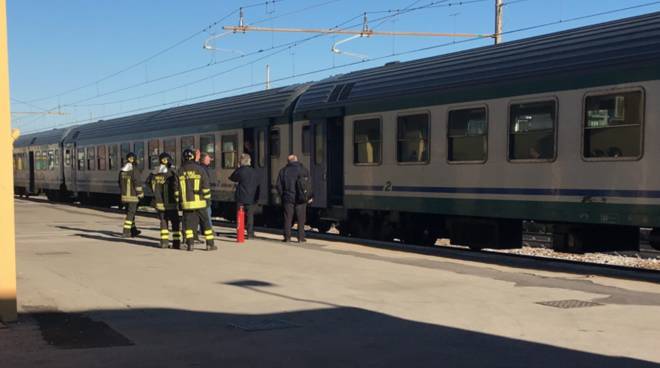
left=495, top=0, right=503, bottom=45
left=265, top=64, right=271, bottom=90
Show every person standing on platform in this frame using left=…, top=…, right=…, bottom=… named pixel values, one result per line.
left=229, top=153, right=260, bottom=240
left=179, top=149, right=216, bottom=252
left=276, top=154, right=312, bottom=243
left=118, top=152, right=143, bottom=238
left=146, top=152, right=181, bottom=249
left=199, top=152, right=215, bottom=236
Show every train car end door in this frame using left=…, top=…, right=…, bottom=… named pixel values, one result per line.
left=245, top=127, right=270, bottom=204
left=310, top=118, right=344, bottom=209
left=28, top=151, right=35, bottom=194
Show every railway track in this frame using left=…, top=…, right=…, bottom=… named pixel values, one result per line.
left=522, top=232, right=660, bottom=260
left=19, top=196, right=660, bottom=282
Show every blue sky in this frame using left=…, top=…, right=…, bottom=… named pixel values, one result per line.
left=8, top=0, right=660, bottom=133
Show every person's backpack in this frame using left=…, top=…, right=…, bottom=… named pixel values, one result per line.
left=295, top=174, right=313, bottom=204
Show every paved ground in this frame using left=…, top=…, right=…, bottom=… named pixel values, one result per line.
left=2, top=198, right=660, bottom=367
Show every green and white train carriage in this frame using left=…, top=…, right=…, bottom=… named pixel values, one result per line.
left=12, top=127, right=74, bottom=200
left=291, top=11, right=660, bottom=251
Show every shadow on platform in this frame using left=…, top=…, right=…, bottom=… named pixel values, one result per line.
left=55, top=225, right=162, bottom=248
left=3, top=304, right=656, bottom=367
left=3, top=280, right=658, bottom=367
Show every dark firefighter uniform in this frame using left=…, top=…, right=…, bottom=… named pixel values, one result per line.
left=118, top=152, right=143, bottom=237
left=179, top=149, right=216, bottom=251
left=147, top=152, right=181, bottom=249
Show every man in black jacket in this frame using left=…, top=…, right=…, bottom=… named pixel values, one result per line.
left=229, top=153, right=260, bottom=239
left=276, top=154, right=311, bottom=243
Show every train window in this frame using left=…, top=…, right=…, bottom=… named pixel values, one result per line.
left=302, top=125, right=311, bottom=155
left=163, top=139, right=176, bottom=166
left=353, top=118, right=381, bottom=165
left=97, top=145, right=107, bottom=171
left=200, top=135, right=216, bottom=169
left=221, top=135, right=238, bottom=169
left=397, top=113, right=429, bottom=163
left=86, top=146, right=96, bottom=171
left=314, top=125, right=325, bottom=165
left=120, top=143, right=130, bottom=165
left=41, top=152, right=48, bottom=170
left=133, top=142, right=145, bottom=170
left=108, top=145, right=118, bottom=170
left=448, top=107, right=488, bottom=162
left=509, top=101, right=556, bottom=161
left=583, top=91, right=643, bottom=159
left=181, top=136, right=195, bottom=151
left=257, top=130, right=266, bottom=168
left=48, top=150, right=55, bottom=170
left=148, top=139, right=160, bottom=170
left=77, top=148, right=85, bottom=171
left=269, top=129, right=280, bottom=158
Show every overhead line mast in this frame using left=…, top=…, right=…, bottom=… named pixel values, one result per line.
left=495, top=0, right=503, bottom=44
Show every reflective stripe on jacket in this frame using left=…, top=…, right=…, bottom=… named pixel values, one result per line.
left=119, top=168, right=143, bottom=203
left=178, top=161, right=211, bottom=210
left=148, top=169, right=179, bottom=211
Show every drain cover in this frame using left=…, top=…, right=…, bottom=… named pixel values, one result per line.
left=229, top=318, right=299, bottom=332
left=536, top=299, right=603, bottom=309
left=35, top=251, right=71, bottom=256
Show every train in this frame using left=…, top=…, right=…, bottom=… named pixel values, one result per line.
left=13, top=12, right=660, bottom=252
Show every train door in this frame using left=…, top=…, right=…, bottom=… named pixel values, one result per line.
left=242, top=127, right=269, bottom=203
left=310, top=117, right=344, bottom=208
left=28, top=151, right=35, bottom=194
left=63, top=143, right=76, bottom=193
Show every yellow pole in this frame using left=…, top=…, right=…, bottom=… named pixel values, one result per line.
left=0, top=0, right=17, bottom=323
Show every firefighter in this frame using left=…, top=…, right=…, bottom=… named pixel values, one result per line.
left=179, top=148, right=216, bottom=251
left=147, top=152, right=181, bottom=249
left=118, top=152, right=143, bottom=237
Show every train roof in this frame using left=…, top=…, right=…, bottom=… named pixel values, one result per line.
left=13, top=127, right=75, bottom=148
left=294, top=11, right=660, bottom=119
left=65, top=84, right=310, bottom=145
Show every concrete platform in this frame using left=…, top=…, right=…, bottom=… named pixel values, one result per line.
left=2, top=198, right=660, bottom=367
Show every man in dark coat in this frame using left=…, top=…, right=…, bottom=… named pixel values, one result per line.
left=229, top=153, right=260, bottom=239
left=276, top=154, right=312, bottom=243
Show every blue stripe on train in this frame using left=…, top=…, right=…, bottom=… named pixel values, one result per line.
left=344, top=185, right=660, bottom=199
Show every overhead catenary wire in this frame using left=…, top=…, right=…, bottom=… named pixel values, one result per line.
left=19, top=0, right=660, bottom=133
left=20, top=0, right=285, bottom=105
left=15, top=0, right=350, bottom=128
left=19, top=0, right=484, bottom=122
left=66, top=0, right=487, bottom=110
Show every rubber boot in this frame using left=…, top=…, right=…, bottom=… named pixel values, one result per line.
left=131, top=227, right=141, bottom=238
left=172, top=240, right=181, bottom=250
left=121, top=228, right=131, bottom=238
left=206, top=240, right=217, bottom=251
left=186, top=239, right=194, bottom=252
left=160, top=239, right=169, bottom=249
